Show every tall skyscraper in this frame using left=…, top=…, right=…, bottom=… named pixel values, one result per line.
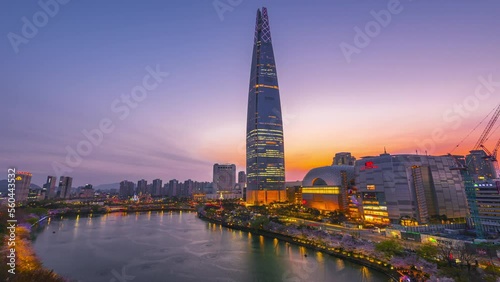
left=15, top=171, right=32, bottom=202
left=58, top=176, right=73, bottom=199
left=246, top=7, right=286, bottom=205
left=43, top=175, right=57, bottom=199
left=213, top=164, right=236, bottom=192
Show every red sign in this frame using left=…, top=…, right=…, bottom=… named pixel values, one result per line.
left=360, top=161, right=378, bottom=170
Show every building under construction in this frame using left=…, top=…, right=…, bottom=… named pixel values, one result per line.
left=454, top=103, right=500, bottom=238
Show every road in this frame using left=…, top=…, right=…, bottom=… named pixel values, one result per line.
left=286, top=216, right=424, bottom=248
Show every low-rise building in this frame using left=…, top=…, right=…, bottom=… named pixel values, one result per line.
left=301, top=165, right=354, bottom=213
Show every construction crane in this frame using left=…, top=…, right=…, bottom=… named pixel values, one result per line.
left=473, top=104, right=500, bottom=150
left=480, top=138, right=500, bottom=162
left=480, top=138, right=500, bottom=178
left=449, top=103, right=500, bottom=239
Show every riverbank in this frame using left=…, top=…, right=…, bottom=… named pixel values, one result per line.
left=0, top=223, right=66, bottom=281
left=31, top=210, right=392, bottom=281
left=197, top=212, right=401, bottom=281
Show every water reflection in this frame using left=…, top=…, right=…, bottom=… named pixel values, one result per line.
left=336, top=258, right=345, bottom=271
left=32, top=212, right=389, bottom=282
left=72, top=215, right=79, bottom=239
left=361, top=266, right=372, bottom=282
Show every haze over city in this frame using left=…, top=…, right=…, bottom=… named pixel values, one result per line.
left=2, top=0, right=500, bottom=186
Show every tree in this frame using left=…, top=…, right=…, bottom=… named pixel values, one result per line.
left=416, top=243, right=438, bottom=262
left=250, top=216, right=269, bottom=229
left=436, top=241, right=454, bottom=266
left=308, top=208, right=320, bottom=217
left=457, top=243, right=476, bottom=271
left=26, top=207, right=48, bottom=216
left=340, top=235, right=357, bottom=252
left=375, top=239, right=403, bottom=258
left=329, top=210, right=347, bottom=224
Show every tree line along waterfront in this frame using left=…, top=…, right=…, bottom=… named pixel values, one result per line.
left=1, top=198, right=500, bottom=281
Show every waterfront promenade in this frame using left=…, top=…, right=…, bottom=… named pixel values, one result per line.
left=197, top=212, right=403, bottom=281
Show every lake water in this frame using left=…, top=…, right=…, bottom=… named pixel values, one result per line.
left=32, top=211, right=389, bottom=282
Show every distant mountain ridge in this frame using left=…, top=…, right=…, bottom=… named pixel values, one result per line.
left=0, top=179, right=121, bottom=195
left=93, top=182, right=120, bottom=191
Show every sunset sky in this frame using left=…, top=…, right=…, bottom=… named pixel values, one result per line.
left=2, top=1, right=500, bottom=186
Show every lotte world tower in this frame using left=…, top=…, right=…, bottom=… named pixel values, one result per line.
left=246, top=7, right=286, bottom=205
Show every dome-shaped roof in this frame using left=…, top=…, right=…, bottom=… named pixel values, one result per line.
left=302, top=165, right=354, bottom=187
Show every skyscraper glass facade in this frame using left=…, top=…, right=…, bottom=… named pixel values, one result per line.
left=246, top=7, right=285, bottom=204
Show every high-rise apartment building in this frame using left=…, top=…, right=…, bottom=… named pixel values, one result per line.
left=137, top=179, right=147, bottom=195
left=152, top=179, right=162, bottom=196
left=119, top=180, right=135, bottom=199
left=43, top=175, right=57, bottom=199
left=15, top=171, right=32, bottom=202
left=58, top=176, right=73, bottom=199
left=167, top=179, right=179, bottom=197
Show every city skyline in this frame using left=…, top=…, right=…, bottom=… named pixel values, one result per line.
left=2, top=1, right=500, bottom=187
